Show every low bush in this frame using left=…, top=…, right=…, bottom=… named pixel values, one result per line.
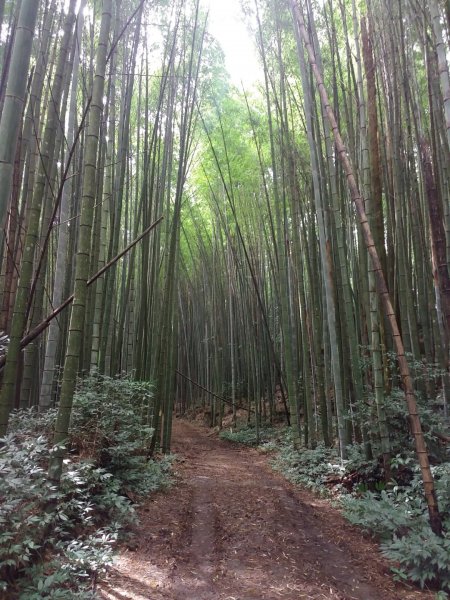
left=272, top=437, right=344, bottom=494
left=342, top=462, right=450, bottom=592
left=0, top=432, right=128, bottom=598
left=382, top=529, right=450, bottom=591
left=70, top=372, right=154, bottom=472
left=219, top=424, right=276, bottom=446
left=70, top=372, right=172, bottom=497
left=0, top=374, right=172, bottom=598
left=268, top=430, right=450, bottom=593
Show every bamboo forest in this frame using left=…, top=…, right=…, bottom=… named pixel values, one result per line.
left=1, top=0, right=450, bottom=597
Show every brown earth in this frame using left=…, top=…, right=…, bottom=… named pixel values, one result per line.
left=98, top=419, right=434, bottom=600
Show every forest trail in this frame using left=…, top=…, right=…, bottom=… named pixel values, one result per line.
left=99, top=420, right=432, bottom=600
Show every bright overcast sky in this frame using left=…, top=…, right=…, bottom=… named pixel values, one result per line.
left=206, top=0, right=261, bottom=87
left=68, top=0, right=261, bottom=86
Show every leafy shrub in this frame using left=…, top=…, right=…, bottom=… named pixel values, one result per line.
left=58, top=460, right=135, bottom=528
left=17, top=528, right=117, bottom=599
left=357, top=350, right=449, bottom=464
left=269, top=428, right=450, bottom=592
left=219, top=424, right=275, bottom=446
left=0, top=434, right=57, bottom=586
left=385, top=351, right=446, bottom=389
left=381, top=530, right=450, bottom=590
left=0, top=432, right=129, bottom=597
left=8, top=407, right=57, bottom=439
left=70, top=372, right=154, bottom=471
left=381, top=389, right=447, bottom=462
left=342, top=462, right=450, bottom=591
left=434, top=464, right=450, bottom=522
left=1, top=374, right=172, bottom=598
left=70, top=373, right=173, bottom=497
left=115, top=453, right=174, bottom=496
left=272, top=439, right=343, bottom=493
left=341, top=489, right=426, bottom=539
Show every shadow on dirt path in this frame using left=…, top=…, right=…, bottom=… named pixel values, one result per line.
left=99, top=419, right=433, bottom=600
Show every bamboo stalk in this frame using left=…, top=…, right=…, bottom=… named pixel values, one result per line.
left=289, top=0, right=443, bottom=536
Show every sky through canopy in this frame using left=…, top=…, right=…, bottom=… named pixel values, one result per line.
left=206, top=0, right=261, bottom=86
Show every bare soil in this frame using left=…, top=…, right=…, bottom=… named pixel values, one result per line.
left=99, top=419, right=433, bottom=600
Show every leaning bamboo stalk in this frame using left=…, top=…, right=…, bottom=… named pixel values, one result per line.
left=175, top=370, right=254, bottom=414
left=15, top=216, right=164, bottom=369
left=289, top=0, right=442, bottom=536
left=0, top=216, right=164, bottom=373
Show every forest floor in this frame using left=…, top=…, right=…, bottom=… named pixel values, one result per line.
left=98, top=419, right=434, bottom=600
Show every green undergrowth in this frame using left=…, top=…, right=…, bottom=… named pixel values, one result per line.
left=341, top=463, right=450, bottom=594
left=0, top=374, right=173, bottom=599
left=274, top=436, right=450, bottom=595
left=219, top=424, right=278, bottom=447
left=226, top=422, right=450, bottom=595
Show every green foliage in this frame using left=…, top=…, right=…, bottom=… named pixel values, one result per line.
left=8, top=407, right=57, bottom=438
left=70, top=372, right=154, bottom=470
left=381, top=388, right=447, bottom=461
left=70, top=373, right=172, bottom=496
left=382, top=530, right=450, bottom=591
left=270, top=431, right=450, bottom=591
left=219, top=424, right=275, bottom=446
left=342, top=463, right=450, bottom=591
left=385, top=351, right=446, bottom=389
left=341, top=489, right=426, bottom=539
left=0, top=431, right=127, bottom=597
left=0, top=434, right=57, bottom=585
left=357, top=351, right=449, bottom=462
left=1, top=375, right=172, bottom=598
left=343, top=444, right=384, bottom=492
left=17, top=532, right=114, bottom=599
left=272, top=438, right=343, bottom=494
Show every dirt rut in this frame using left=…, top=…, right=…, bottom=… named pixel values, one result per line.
left=99, top=419, right=432, bottom=600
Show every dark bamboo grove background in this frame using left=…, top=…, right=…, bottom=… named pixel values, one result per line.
left=0, top=0, right=449, bottom=530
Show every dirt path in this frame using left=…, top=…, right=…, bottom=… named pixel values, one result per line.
left=99, top=419, right=433, bottom=600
